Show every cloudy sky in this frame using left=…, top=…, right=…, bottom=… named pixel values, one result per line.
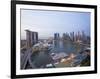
left=21, top=9, right=90, bottom=39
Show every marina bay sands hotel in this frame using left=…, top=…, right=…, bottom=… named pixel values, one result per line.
left=25, top=30, right=38, bottom=48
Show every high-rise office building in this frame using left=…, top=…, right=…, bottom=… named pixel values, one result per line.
left=69, top=32, right=74, bottom=41
left=62, top=33, right=66, bottom=40
left=54, top=33, right=60, bottom=40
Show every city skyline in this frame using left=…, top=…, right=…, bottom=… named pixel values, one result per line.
left=21, top=9, right=90, bottom=40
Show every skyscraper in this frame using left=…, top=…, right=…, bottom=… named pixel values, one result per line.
left=25, top=30, right=38, bottom=48
left=54, top=33, right=60, bottom=40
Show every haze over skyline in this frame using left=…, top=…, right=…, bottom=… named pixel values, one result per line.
left=21, top=9, right=90, bottom=40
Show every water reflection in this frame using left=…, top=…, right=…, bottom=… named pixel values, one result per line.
left=52, top=40, right=85, bottom=54
left=31, top=40, right=87, bottom=68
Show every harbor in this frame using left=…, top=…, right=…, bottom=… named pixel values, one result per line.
left=21, top=30, right=90, bottom=69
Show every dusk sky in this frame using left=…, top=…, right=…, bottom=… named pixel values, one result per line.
left=21, top=9, right=90, bottom=39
